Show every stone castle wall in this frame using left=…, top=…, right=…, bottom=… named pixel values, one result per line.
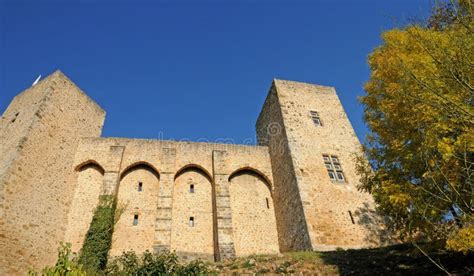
left=259, top=80, right=386, bottom=251
left=256, top=83, right=313, bottom=252
left=0, top=71, right=105, bottom=274
left=67, top=138, right=280, bottom=261
left=1, top=72, right=386, bottom=274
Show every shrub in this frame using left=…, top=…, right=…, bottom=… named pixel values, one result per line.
left=106, top=250, right=209, bottom=275
left=33, top=245, right=210, bottom=275
left=29, top=243, right=87, bottom=276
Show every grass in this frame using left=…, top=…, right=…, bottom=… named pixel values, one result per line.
left=211, top=243, right=473, bottom=275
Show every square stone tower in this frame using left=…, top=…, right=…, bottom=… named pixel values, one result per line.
left=256, top=79, right=384, bottom=252
left=0, top=71, right=105, bottom=274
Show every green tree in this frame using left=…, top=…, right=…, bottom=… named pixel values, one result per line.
left=358, top=0, right=473, bottom=253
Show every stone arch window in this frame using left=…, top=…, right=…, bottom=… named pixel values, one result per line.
left=189, top=216, right=195, bottom=227
left=189, top=184, right=195, bottom=193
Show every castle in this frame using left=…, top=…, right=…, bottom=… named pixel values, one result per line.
left=0, top=71, right=385, bottom=274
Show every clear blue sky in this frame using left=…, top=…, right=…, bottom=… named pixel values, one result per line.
left=1, top=0, right=432, bottom=144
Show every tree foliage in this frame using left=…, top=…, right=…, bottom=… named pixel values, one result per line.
left=359, top=0, right=473, bottom=252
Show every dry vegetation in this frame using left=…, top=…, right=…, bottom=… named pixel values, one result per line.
left=209, top=243, right=473, bottom=275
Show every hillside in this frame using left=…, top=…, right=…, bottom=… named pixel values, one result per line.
left=210, top=244, right=473, bottom=275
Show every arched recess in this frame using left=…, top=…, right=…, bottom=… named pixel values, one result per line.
left=228, top=168, right=279, bottom=256
left=74, top=159, right=105, bottom=174
left=110, top=162, right=160, bottom=256
left=120, top=161, right=160, bottom=180
left=171, top=165, right=215, bottom=261
left=174, top=164, right=212, bottom=182
left=65, top=161, right=105, bottom=252
left=228, top=167, right=273, bottom=192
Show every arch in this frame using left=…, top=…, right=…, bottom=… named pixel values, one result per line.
left=66, top=159, right=105, bottom=252
left=171, top=163, right=215, bottom=261
left=74, top=159, right=105, bottom=174
left=120, top=162, right=160, bottom=180
left=111, top=161, right=160, bottom=256
left=174, top=164, right=213, bottom=183
left=228, top=167, right=272, bottom=192
left=228, top=167, right=279, bottom=256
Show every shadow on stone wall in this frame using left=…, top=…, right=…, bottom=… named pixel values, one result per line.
left=354, top=202, right=395, bottom=246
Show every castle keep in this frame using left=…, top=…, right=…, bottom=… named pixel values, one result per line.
left=0, top=71, right=385, bottom=274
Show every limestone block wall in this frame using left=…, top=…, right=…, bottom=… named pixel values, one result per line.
left=265, top=79, right=385, bottom=250
left=171, top=169, right=214, bottom=261
left=229, top=171, right=279, bottom=256
left=64, top=164, right=104, bottom=252
left=256, top=83, right=313, bottom=252
left=111, top=165, right=160, bottom=256
left=69, top=138, right=280, bottom=260
left=0, top=71, right=105, bottom=274
left=2, top=71, right=389, bottom=273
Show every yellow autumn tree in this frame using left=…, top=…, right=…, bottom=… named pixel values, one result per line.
left=359, top=0, right=473, bottom=253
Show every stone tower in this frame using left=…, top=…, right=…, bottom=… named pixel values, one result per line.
left=256, top=79, right=383, bottom=252
left=0, top=71, right=105, bottom=274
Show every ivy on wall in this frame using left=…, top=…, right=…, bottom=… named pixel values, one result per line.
left=79, top=195, right=119, bottom=270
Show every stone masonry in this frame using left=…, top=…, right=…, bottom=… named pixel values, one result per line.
left=0, top=71, right=386, bottom=274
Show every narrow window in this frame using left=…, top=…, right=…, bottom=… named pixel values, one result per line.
left=133, top=214, right=139, bottom=226
left=266, top=197, right=270, bottom=209
left=189, top=217, right=194, bottom=227
left=138, top=182, right=143, bottom=192
left=11, top=112, right=19, bottom=123
left=348, top=211, right=355, bottom=224
left=323, top=154, right=346, bottom=183
left=189, top=184, right=195, bottom=193
left=310, top=111, right=322, bottom=126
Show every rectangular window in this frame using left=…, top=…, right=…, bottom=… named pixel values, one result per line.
left=190, top=184, right=195, bottom=193
left=323, top=154, right=346, bottom=183
left=310, top=111, right=322, bottom=126
left=138, top=182, right=143, bottom=192
left=133, top=214, right=139, bottom=226
left=189, top=217, right=195, bottom=227
left=266, top=197, right=270, bottom=209
left=328, top=171, right=336, bottom=180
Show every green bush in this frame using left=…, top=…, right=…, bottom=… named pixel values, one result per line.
left=29, top=243, right=87, bottom=276
left=106, top=250, right=209, bottom=275
left=32, top=245, right=210, bottom=275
